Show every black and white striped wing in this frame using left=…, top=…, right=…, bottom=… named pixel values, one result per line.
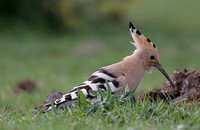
left=45, top=68, right=122, bottom=111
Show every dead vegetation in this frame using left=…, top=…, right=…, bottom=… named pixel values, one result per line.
left=138, top=69, right=200, bottom=105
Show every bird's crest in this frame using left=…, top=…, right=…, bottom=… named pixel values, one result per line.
left=129, top=21, right=157, bottom=50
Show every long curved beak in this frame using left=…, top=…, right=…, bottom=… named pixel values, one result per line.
left=155, top=63, right=175, bottom=87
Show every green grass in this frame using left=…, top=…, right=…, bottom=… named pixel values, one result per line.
left=1, top=89, right=200, bottom=130
left=1, top=0, right=200, bottom=129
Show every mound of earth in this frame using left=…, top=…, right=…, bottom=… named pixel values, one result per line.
left=41, top=92, right=64, bottom=108
left=138, top=69, right=200, bottom=105
left=12, top=78, right=37, bottom=94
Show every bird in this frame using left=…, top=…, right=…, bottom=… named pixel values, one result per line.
left=44, top=21, right=175, bottom=111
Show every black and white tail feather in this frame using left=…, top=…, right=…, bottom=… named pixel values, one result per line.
left=45, top=68, right=121, bottom=111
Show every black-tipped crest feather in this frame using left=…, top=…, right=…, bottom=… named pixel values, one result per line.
left=147, top=38, right=151, bottom=42
left=136, top=30, right=141, bottom=35
left=129, top=21, right=135, bottom=32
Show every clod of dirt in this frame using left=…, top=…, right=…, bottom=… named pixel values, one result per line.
left=138, top=69, right=200, bottom=105
left=12, top=78, right=37, bottom=94
left=41, top=92, right=64, bottom=109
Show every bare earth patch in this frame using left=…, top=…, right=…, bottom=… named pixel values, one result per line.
left=138, top=69, right=200, bottom=106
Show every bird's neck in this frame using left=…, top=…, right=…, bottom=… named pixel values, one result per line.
left=121, top=50, right=146, bottom=92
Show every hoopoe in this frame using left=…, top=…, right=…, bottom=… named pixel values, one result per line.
left=44, top=22, right=175, bottom=111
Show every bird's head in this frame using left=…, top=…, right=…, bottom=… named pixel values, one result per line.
left=129, top=21, right=175, bottom=87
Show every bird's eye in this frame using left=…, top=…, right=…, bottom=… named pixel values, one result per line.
left=150, top=55, right=155, bottom=60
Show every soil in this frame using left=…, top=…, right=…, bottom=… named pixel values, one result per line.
left=40, top=92, right=64, bottom=109
left=12, top=78, right=37, bottom=94
left=138, top=69, right=200, bottom=105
